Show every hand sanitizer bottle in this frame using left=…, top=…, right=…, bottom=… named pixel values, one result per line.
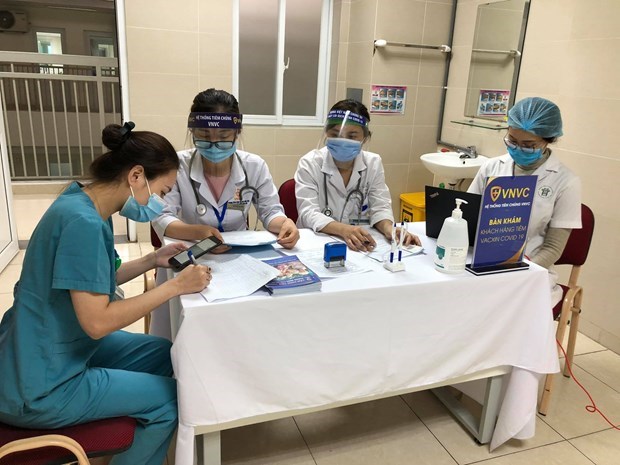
left=434, top=198, right=469, bottom=273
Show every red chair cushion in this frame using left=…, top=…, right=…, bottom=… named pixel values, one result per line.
left=0, top=417, right=136, bottom=465
left=552, top=284, right=569, bottom=320
left=150, top=225, right=162, bottom=249
left=278, top=179, right=298, bottom=223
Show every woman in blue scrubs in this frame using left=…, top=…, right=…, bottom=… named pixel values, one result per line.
left=0, top=123, right=211, bottom=465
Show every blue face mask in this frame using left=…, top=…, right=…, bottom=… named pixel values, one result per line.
left=507, top=146, right=543, bottom=167
left=119, top=179, right=166, bottom=222
left=326, top=137, right=362, bottom=162
left=195, top=140, right=236, bottom=163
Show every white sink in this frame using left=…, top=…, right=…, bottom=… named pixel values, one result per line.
left=420, top=151, right=488, bottom=182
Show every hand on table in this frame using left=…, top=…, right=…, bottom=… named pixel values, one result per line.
left=340, top=224, right=376, bottom=252
left=277, top=219, right=300, bottom=249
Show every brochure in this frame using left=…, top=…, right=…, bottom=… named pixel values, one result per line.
left=262, top=255, right=322, bottom=295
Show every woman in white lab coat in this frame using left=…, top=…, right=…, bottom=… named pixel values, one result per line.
left=151, top=88, right=299, bottom=247
left=149, top=89, right=299, bottom=338
left=295, top=99, right=420, bottom=251
left=468, top=97, right=581, bottom=306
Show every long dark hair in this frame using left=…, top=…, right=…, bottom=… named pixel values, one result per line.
left=88, top=123, right=179, bottom=183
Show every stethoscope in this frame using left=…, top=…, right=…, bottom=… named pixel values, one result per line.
left=322, top=171, right=366, bottom=223
left=189, top=150, right=260, bottom=227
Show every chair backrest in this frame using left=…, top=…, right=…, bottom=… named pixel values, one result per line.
left=278, top=179, right=298, bottom=223
left=150, top=225, right=162, bottom=249
left=555, top=204, right=595, bottom=266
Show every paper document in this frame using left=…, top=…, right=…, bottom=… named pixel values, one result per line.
left=221, top=230, right=278, bottom=247
left=294, top=250, right=372, bottom=279
left=360, top=226, right=424, bottom=262
left=198, top=254, right=280, bottom=302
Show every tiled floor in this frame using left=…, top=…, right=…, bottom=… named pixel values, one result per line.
left=2, top=195, right=620, bottom=464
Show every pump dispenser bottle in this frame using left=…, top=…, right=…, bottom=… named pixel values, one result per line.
left=434, top=198, right=469, bottom=273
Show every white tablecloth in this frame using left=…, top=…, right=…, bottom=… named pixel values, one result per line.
left=171, top=224, right=559, bottom=465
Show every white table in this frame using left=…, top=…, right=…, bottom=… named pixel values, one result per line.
left=169, top=224, right=559, bottom=465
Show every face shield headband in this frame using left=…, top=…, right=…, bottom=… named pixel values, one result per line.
left=325, top=109, right=368, bottom=137
left=188, top=112, right=243, bottom=129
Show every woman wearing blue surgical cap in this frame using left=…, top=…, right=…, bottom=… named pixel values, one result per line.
left=295, top=99, right=421, bottom=251
left=0, top=123, right=212, bottom=465
left=151, top=88, right=299, bottom=248
left=469, top=97, right=582, bottom=306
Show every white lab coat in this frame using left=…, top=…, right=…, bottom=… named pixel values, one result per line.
left=149, top=149, right=285, bottom=340
left=468, top=153, right=581, bottom=305
left=294, top=147, right=394, bottom=231
left=151, top=149, right=286, bottom=239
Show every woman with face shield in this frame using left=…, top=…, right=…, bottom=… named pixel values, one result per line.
left=151, top=88, right=299, bottom=248
left=294, top=99, right=421, bottom=252
left=149, top=89, right=299, bottom=339
left=468, top=97, right=582, bottom=306
left=0, top=123, right=212, bottom=465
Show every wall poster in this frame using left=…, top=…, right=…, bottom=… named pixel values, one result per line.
left=477, top=89, right=510, bottom=117
left=370, top=85, right=406, bottom=114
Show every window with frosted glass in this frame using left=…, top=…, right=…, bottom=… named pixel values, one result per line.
left=238, top=0, right=279, bottom=116
left=282, top=0, right=322, bottom=116
left=237, top=0, right=330, bottom=122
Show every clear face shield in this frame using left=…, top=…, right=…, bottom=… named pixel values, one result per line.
left=186, top=112, right=243, bottom=150
left=321, top=109, right=369, bottom=164
left=320, top=109, right=369, bottom=147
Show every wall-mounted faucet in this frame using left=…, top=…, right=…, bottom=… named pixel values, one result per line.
left=458, top=145, right=478, bottom=159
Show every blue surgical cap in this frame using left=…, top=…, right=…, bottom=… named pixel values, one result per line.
left=508, top=97, right=563, bottom=138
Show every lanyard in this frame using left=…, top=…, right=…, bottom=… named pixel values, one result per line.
left=212, top=203, right=228, bottom=232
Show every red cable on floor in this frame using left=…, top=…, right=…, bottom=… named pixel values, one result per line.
left=557, top=339, right=620, bottom=430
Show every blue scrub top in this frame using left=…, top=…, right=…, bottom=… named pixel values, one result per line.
left=0, top=182, right=115, bottom=416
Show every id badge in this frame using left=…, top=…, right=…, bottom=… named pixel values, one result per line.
left=349, top=203, right=370, bottom=225
left=227, top=199, right=250, bottom=211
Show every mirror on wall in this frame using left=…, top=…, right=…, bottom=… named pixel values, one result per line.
left=464, top=0, right=530, bottom=122
left=437, top=0, right=531, bottom=151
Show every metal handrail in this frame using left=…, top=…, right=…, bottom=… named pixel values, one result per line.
left=472, top=48, right=521, bottom=57
left=374, top=39, right=451, bottom=54
left=0, top=51, right=120, bottom=180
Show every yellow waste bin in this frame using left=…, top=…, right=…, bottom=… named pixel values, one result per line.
left=400, top=192, right=426, bottom=222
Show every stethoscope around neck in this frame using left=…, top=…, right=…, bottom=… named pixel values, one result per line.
left=322, top=171, right=365, bottom=223
left=189, top=150, right=260, bottom=218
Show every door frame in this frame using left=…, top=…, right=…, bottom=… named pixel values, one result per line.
left=0, top=92, right=19, bottom=272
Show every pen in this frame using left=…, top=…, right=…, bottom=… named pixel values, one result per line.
left=187, top=250, right=197, bottom=265
left=389, top=223, right=396, bottom=263
left=398, top=222, right=406, bottom=261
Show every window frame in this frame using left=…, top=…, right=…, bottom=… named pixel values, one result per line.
left=84, top=30, right=117, bottom=58
left=34, top=28, right=66, bottom=55
left=232, top=0, right=333, bottom=126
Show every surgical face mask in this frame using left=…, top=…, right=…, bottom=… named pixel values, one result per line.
left=507, top=145, right=543, bottom=167
left=119, top=179, right=166, bottom=222
left=326, top=137, right=362, bottom=162
left=194, top=139, right=236, bottom=163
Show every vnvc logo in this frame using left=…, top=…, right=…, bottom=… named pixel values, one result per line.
left=490, top=185, right=502, bottom=202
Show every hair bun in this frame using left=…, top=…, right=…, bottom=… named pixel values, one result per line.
left=101, top=121, right=135, bottom=150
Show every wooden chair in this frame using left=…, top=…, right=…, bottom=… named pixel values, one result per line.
left=538, top=204, right=595, bottom=416
left=0, top=417, right=136, bottom=465
left=278, top=179, right=298, bottom=223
